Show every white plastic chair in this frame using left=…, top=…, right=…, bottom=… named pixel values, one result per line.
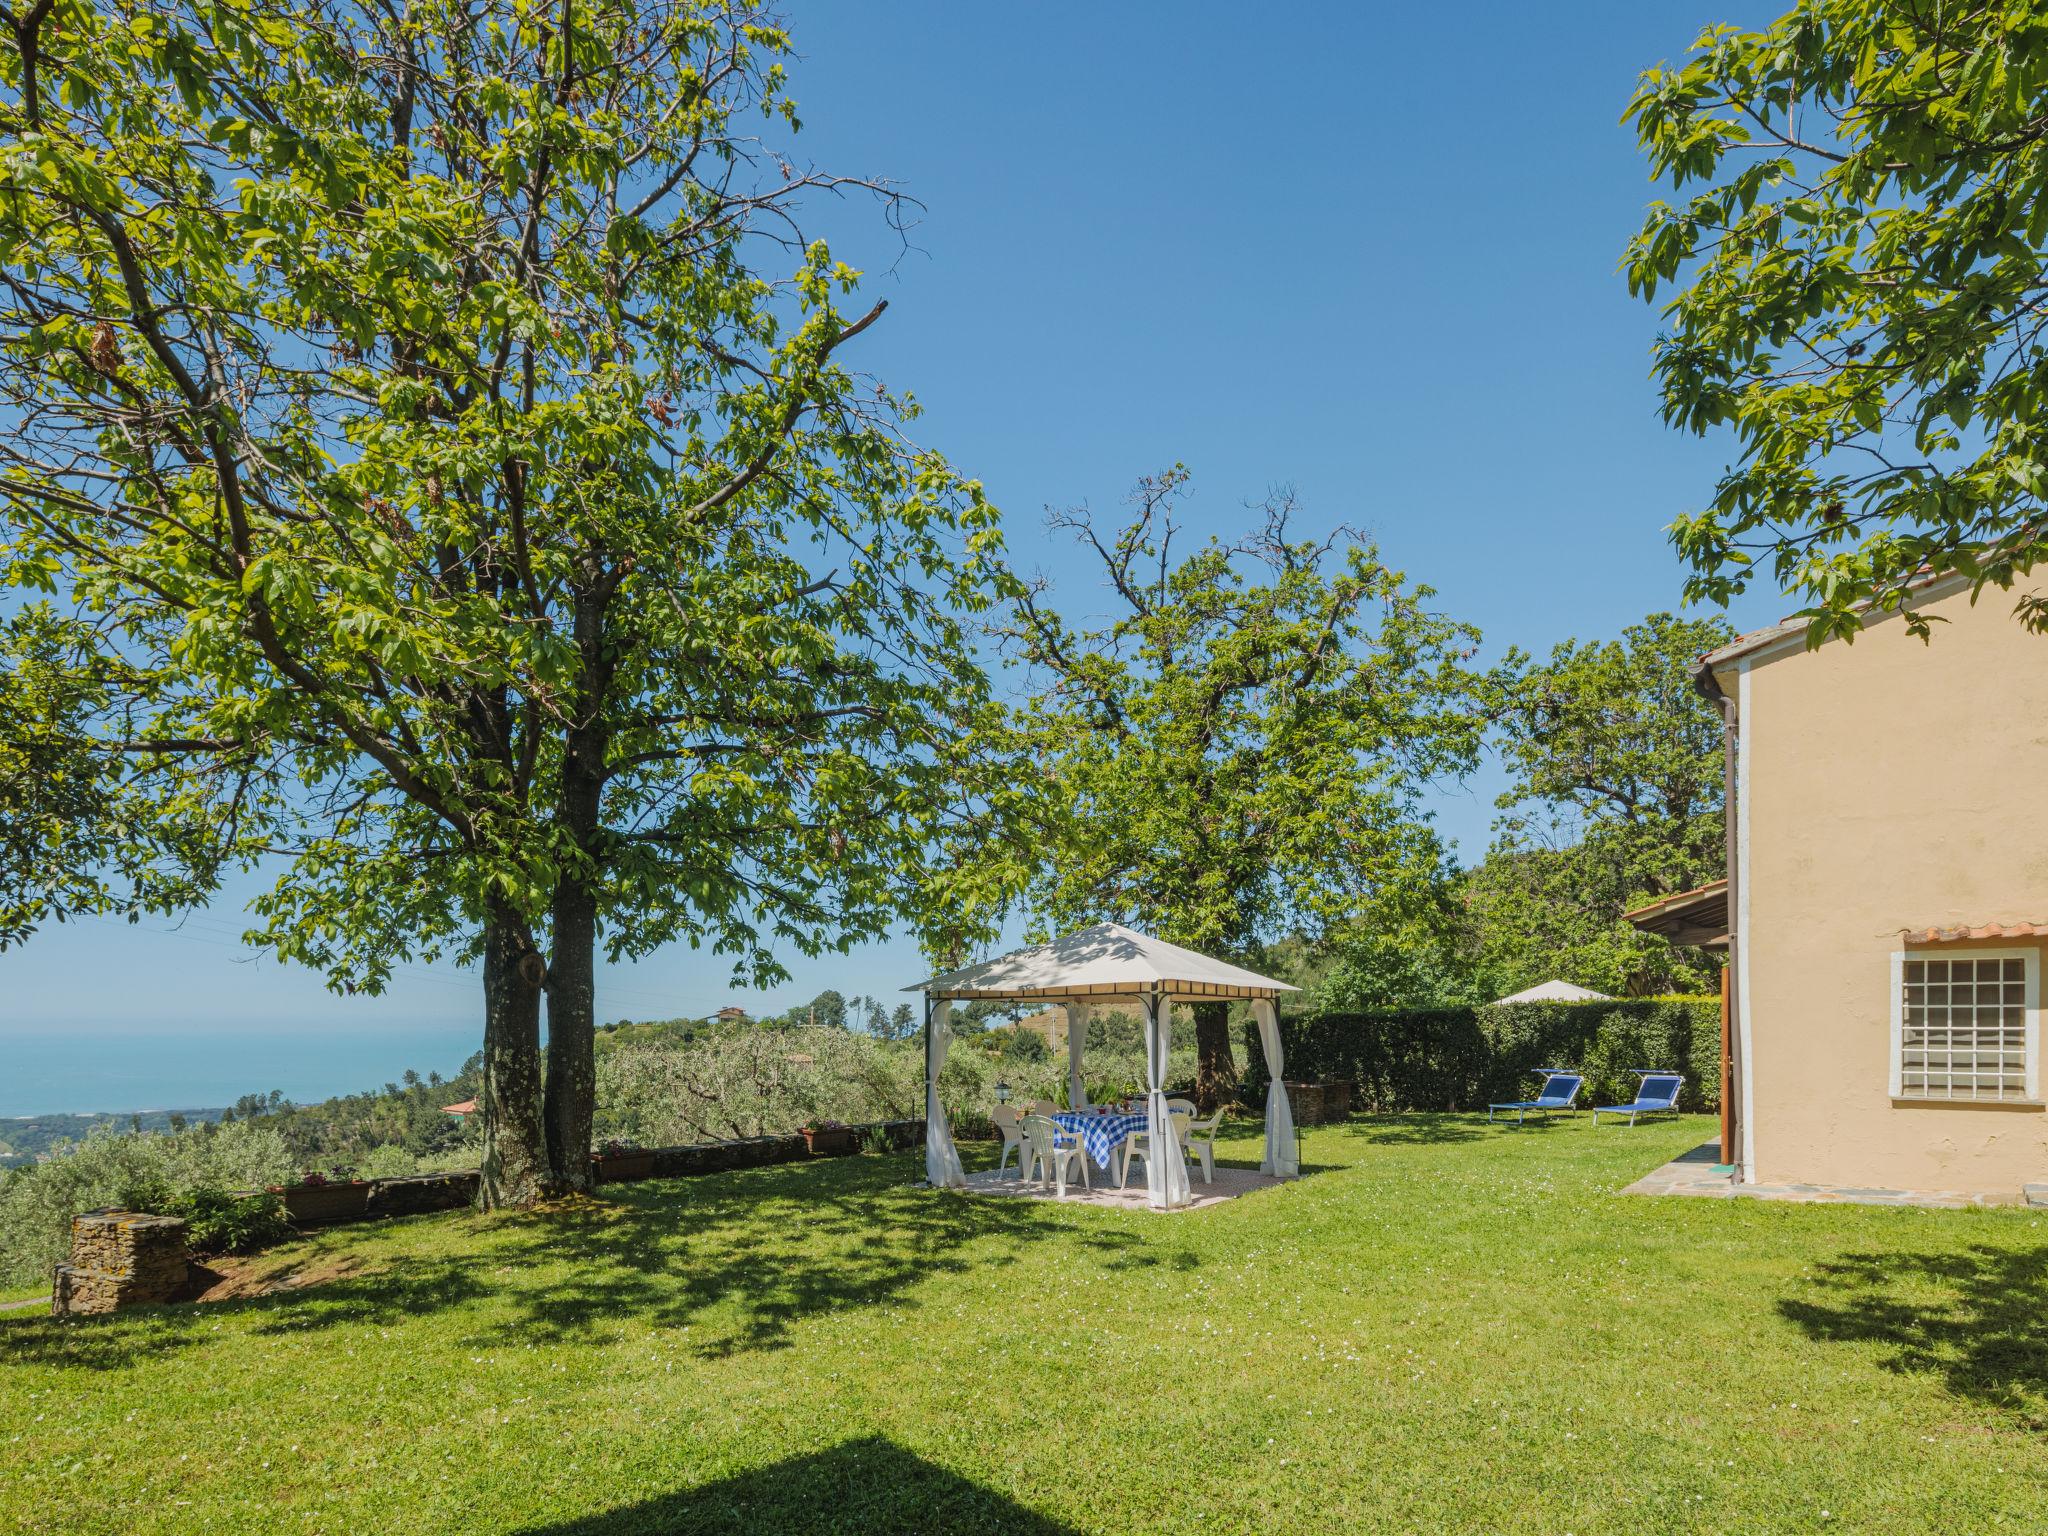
left=1022, top=1114, right=1090, bottom=1197
left=1181, top=1107, right=1225, bottom=1184
left=1025, top=1098, right=1059, bottom=1118
left=991, top=1104, right=1026, bottom=1178
left=1118, top=1106, right=1192, bottom=1189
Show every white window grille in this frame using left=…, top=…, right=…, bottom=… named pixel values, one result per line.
left=1893, top=950, right=2039, bottom=1103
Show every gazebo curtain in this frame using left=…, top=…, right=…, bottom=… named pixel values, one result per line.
left=924, top=1000, right=966, bottom=1188
left=1064, top=1001, right=1089, bottom=1110
left=1142, top=995, right=1192, bottom=1210
left=1253, top=998, right=1297, bottom=1177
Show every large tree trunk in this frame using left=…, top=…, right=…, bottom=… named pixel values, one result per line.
left=544, top=874, right=598, bottom=1194
left=541, top=564, right=612, bottom=1194
left=1191, top=1001, right=1238, bottom=1111
left=480, top=905, right=552, bottom=1210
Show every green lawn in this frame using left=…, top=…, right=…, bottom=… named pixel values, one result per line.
left=5, top=1115, right=2047, bottom=1534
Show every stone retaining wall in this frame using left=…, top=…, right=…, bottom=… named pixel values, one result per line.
left=364, top=1171, right=481, bottom=1219
left=256, top=1117, right=924, bottom=1232
left=50, top=1121, right=929, bottom=1314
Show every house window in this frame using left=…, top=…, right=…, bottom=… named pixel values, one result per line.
left=1894, top=951, right=2039, bottom=1102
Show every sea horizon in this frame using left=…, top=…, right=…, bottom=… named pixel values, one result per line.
left=0, top=1022, right=487, bottom=1118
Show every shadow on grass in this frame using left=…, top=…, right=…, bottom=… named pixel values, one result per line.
left=492, top=1154, right=1168, bottom=1358
left=0, top=1152, right=1167, bottom=1372
left=1778, top=1243, right=2048, bottom=1423
left=0, top=1240, right=487, bottom=1372
left=1319, top=1112, right=1486, bottom=1147
left=514, top=1435, right=1078, bottom=1536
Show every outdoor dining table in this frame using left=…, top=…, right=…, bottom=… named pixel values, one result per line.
left=1051, top=1109, right=1150, bottom=1171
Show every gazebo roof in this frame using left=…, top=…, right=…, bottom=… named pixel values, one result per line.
left=908, top=922, right=1299, bottom=1002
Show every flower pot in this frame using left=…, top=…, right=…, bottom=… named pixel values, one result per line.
left=280, top=1182, right=371, bottom=1226
left=593, top=1151, right=658, bottom=1184
left=800, top=1126, right=856, bottom=1156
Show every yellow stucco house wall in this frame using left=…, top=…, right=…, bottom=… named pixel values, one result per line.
left=1709, top=577, right=2048, bottom=1199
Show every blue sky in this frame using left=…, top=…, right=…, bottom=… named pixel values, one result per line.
left=2, top=1, right=1790, bottom=1109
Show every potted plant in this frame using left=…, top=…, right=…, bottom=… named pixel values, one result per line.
left=799, top=1120, right=856, bottom=1156
left=270, top=1168, right=371, bottom=1225
left=592, top=1138, right=657, bottom=1183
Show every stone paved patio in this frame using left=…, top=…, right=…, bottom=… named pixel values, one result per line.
left=959, top=1163, right=1287, bottom=1211
left=1623, top=1140, right=2009, bottom=1208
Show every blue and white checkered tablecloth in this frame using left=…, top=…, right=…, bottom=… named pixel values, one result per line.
left=1052, top=1110, right=1150, bottom=1168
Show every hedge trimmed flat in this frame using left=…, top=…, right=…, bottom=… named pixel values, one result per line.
left=1488, top=1068, right=1583, bottom=1125
left=1592, top=1071, right=1684, bottom=1126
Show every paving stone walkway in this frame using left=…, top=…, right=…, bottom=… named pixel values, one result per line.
left=1623, top=1141, right=2008, bottom=1208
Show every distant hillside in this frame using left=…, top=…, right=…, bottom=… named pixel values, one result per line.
left=596, top=1018, right=701, bottom=1051
left=4, top=1022, right=700, bottom=1174
left=0, top=1108, right=228, bottom=1168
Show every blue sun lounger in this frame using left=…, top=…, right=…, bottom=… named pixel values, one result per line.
left=1592, top=1071, right=1684, bottom=1126
left=1488, top=1068, right=1583, bottom=1125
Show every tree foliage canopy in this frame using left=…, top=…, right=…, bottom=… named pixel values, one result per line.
left=1002, top=469, right=1485, bottom=957
left=0, top=0, right=1029, bottom=1200
left=0, top=0, right=1014, bottom=982
left=1628, top=2, right=2048, bottom=639
left=1466, top=612, right=1731, bottom=996
left=0, top=606, right=221, bottom=947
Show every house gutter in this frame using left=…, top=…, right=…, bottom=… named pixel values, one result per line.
left=1694, top=660, right=1741, bottom=1179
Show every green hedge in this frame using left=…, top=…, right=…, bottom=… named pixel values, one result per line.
left=1240, top=997, right=1721, bottom=1115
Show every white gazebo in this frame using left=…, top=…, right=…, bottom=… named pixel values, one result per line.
left=906, top=922, right=1300, bottom=1210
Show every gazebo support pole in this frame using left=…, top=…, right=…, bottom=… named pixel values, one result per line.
left=1064, top=997, right=1088, bottom=1110
left=922, top=992, right=934, bottom=1187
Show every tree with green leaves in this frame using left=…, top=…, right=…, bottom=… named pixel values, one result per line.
left=1467, top=612, right=1731, bottom=996
left=1309, top=883, right=1491, bottom=1011
left=846, top=993, right=888, bottom=1036
left=0, top=607, right=223, bottom=948
left=1627, top=3, right=2048, bottom=637
left=1003, top=469, right=1485, bottom=1102
left=0, top=0, right=1024, bottom=1205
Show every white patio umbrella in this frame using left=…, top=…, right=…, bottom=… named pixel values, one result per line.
left=906, top=923, right=1300, bottom=1208
left=1489, top=979, right=1613, bottom=1005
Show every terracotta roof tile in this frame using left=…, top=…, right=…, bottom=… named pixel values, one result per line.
left=1899, top=922, right=2048, bottom=944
